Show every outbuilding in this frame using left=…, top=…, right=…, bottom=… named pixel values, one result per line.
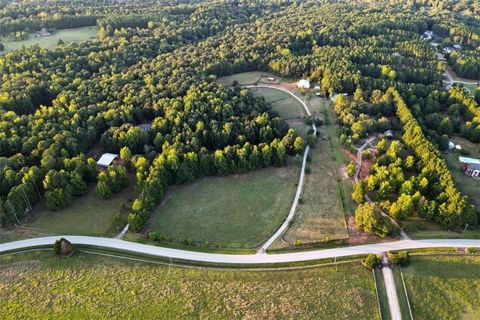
left=297, top=79, right=310, bottom=89
left=97, top=153, right=119, bottom=168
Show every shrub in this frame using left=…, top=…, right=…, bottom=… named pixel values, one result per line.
left=363, top=253, right=379, bottom=269
left=147, top=231, right=159, bottom=241
left=54, top=238, right=73, bottom=256
left=305, top=167, right=312, bottom=174
left=387, top=251, right=410, bottom=266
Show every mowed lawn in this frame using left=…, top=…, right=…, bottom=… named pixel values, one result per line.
left=23, top=183, right=135, bottom=237
left=281, top=97, right=348, bottom=245
left=149, top=164, right=298, bottom=248
left=250, top=87, right=306, bottom=119
left=0, top=251, right=380, bottom=319
left=402, top=255, right=480, bottom=319
left=0, top=26, right=97, bottom=53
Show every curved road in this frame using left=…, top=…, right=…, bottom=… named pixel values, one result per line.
left=1, top=236, right=479, bottom=264
left=245, top=84, right=316, bottom=252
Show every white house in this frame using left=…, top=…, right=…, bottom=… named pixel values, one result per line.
left=297, top=79, right=310, bottom=89
left=97, top=153, right=119, bottom=168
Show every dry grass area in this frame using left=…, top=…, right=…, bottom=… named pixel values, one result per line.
left=216, top=71, right=280, bottom=86
left=0, top=251, right=380, bottom=319
left=281, top=97, right=348, bottom=245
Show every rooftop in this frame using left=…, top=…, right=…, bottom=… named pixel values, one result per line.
left=97, top=153, right=119, bottom=167
left=459, top=156, right=480, bottom=165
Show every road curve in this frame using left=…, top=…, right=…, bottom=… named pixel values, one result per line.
left=245, top=84, right=316, bottom=252
left=2, top=236, right=480, bottom=265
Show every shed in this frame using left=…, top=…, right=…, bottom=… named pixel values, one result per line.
left=297, top=79, right=310, bottom=89
left=455, top=144, right=462, bottom=150
left=268, top=77, right=275, bottom=82
left=97, top=153, right=119, bottom=168
left=448, top=141, right=455, bottom=150
left=384, top=130, right=394, bottom=138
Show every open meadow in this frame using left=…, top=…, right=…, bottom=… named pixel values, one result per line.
left=402, top=255, right=480, bottom=319
left=148, top=163, right=298, bottom=248
left=0, top=251, right=380, bottom=319
left=0, top=26, right=97, bottom=53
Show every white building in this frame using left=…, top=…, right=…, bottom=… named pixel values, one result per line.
left=297, top=79, right=310, bottom=89
left=97, top=153, right=119, bottom=168
left=453, top=43, right=462, bottom=50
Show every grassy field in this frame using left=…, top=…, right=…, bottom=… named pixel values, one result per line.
left=0, top=26, right=97, bottom=53
left=279, top=96, right=349, bottom=247
left=148, top=164, right=299, bottom=248
left=250, top=87, right=306, bottom=119
left=16, top=182, right=135, bottom=238
left=217, top=71, right=281, bottom=87
left=0, top=251, right=379, bottom=319
left=443, top=136, right=480, bottom=214
left=402, top=255, right=480, bottom=320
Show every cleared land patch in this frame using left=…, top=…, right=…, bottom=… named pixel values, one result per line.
left=17, top=182, right=135, bottom=238
left=148, top=164, right=298, bottom=248
left=0, top=251, right=380, bottom=319
left=250, top=87, right=306, bottom=119
left=276, top=96, right=349, bottom=247
left=402, top=255, right=480, bottom=319
left=0, top=26, right=97, bottom=53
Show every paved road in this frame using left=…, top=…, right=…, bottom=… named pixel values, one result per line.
left=245, top=84, right=316, bottom=253
left=2, top=236, right=479, bottom=264
left=382, top=255, right=402, bottom=320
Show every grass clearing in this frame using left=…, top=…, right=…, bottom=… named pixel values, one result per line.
left=0, top=26, right=97, bottom=53
left=148, top=163, right=299, bottom=248
left=0, top=251, right=379, bottom=319
left=443, top=136, right=480, bottom=214
left=250, top=86, right=306, bottom=119
left=402, top=255, right=480, bottom=319
left=279, top=96, right=349, bottom=247
left=217, top=71, right=268, bottom=86
left=19, top=181, right=135, bottom=238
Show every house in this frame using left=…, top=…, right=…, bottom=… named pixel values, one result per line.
left=384, top=129, right=394, bottom=138
left=459, top=156, right=480, bottom=178
left=97, top=153, right=119, bottom=169
left=297, top=79, right=310, bottom=89
left=137, top=123, right=151, bottom=132
left=268, top=77, right=275, bottom=82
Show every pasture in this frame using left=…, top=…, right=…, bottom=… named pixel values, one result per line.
left=148, top=164, right=299, bottom=248
left=0, top=251, right=380, bottom=319
left=402, top=255, right=480, bottom=319
left=0, top=26, right=97, bottom=53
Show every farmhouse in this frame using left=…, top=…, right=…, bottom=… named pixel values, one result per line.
left=297, top=79, right=310, bottom=89
left=459, top=156, right=480, bottom=178
left=97, top=153, right=119, bottom=169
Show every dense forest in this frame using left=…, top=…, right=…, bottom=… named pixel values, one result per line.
left=0, top=0, right=479, bottom=232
